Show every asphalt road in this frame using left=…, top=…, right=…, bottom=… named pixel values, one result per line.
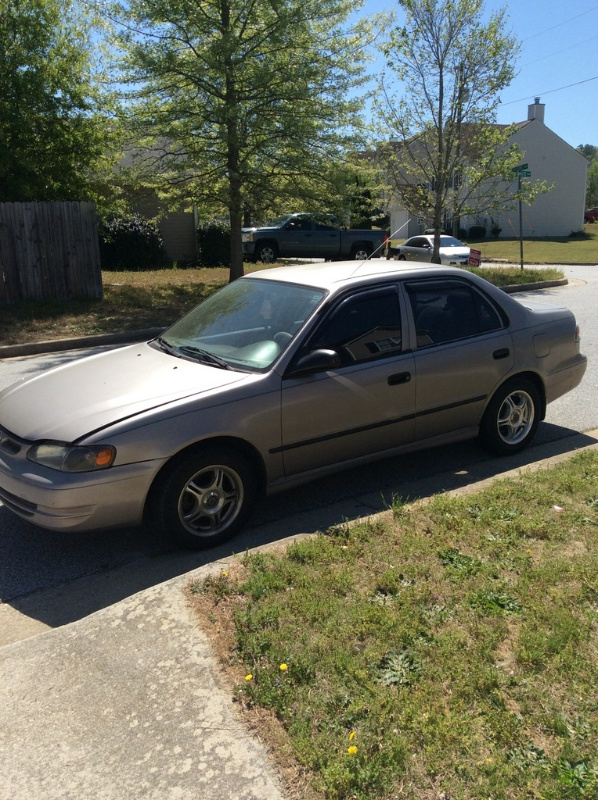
left=1, top=263, right=596, bottom=619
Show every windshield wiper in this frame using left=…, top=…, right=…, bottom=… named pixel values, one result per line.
left=178, top=345, right=233, bottom=370
left=155, top=336, right=180, bottom=356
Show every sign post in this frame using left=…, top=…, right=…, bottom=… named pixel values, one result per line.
left=512, top=164, right=532, bottom=270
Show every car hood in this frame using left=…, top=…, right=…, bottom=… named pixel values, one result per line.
left=0, top=343, right=252, bottom=442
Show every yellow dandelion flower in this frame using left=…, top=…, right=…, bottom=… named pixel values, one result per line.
left=349, top=731, right=356, bottom=741
left=245, top=674, right=253, bottom=682
left=221, top=570, right=228, bottom=577
left=279, top=663, right=288, bottom=671
left=348, top=745, right=358, bottom=756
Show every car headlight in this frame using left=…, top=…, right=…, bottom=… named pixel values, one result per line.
left=28, top=443, right=116, bottom=472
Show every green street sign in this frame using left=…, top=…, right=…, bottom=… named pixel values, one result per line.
left=512, top=163, right=529, bottom=173
left=520, top=170, right=531, bottom=177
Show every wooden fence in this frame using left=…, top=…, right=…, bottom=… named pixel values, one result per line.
left=0, top=202, right=103, bottom=304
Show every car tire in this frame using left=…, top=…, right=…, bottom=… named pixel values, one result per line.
left=255, top=242, right=278, bottom=264
left=479, top=378, right=541, bottom=455
left=150, top=446, right=258, bottom=549
left=398, top=254, right=406, bottom=261
left=350, top=245, right=372, bottom=261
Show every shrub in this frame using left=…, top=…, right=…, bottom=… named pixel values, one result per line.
left=197, top=221, right=231, bottom=267
left=99, top=215, right=166, bottom=271
left=468, top=224, right=486, bottom=239
left=443, top=226, right=468, bottom=239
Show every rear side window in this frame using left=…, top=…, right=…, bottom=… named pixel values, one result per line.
left=406, top=280, right=505, bottom=347
left=309, top=287, right=402, bottom=365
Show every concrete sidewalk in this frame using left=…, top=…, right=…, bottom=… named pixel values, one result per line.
left=0, top=556, right=286, bottom=800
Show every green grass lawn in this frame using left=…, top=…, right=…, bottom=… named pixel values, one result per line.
left=192, top=450, right=598, bottom=800
left=467, top=224, right=598, bottom=264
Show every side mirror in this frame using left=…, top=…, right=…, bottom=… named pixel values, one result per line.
left=287, top=349, right=341, bottom=377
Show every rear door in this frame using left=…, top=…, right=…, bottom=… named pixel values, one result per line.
left=279, top=285, right=416, bottom=476
left=405, top=278, right=514, bottom=440
left=312, top=218, right=341, bottom=258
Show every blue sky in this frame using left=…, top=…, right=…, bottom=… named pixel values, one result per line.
left=360, top=0, right=598, bottom=149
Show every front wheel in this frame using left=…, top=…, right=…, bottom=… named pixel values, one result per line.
left=149, top=446, right=258, bottom=549
left=255, top=242, right=278, bottom=264
left=398, top=254, right=407, bottom=261
left=479, top=378, right=541, bottom=455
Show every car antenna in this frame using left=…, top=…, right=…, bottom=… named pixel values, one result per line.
left=349, top=219, right=412, bottom=276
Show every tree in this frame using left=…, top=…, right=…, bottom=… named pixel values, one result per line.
left=578, top=145, right=598, bottom=207
left=0, top=0, right=115, bottom=204
left=375, top=0, right=546, bottom=261
left=586, top=160, right=598, bottom=209
left=577, top=144, right=597, bottom=162
left=112, top=0, right=371, bottom=280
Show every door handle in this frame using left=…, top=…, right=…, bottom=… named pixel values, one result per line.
left=493, top=348, right=510, bottom=360
left=388, top=372, right=411, bottom=386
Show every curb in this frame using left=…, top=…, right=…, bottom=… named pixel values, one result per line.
left=0, top=327, right=166, bottom=360
left=502, top=278, right=568, bottom=293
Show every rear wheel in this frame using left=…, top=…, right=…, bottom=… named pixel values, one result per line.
left=479, top=378, right=541, bottom=455
left=149, top=446, right=258, bottom=549
left=255, top=242, right=278, bottom=264
left=350, top=244, right=372, bottom=261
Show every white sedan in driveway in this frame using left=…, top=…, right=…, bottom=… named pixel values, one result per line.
left=390, top=234, right=472, bottom=266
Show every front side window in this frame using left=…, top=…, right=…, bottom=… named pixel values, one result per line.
left=406, top=280, right=504, bottom=347
left=308, top=287, right=402, bottom=366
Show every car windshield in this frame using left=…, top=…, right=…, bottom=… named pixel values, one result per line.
left=157, top=278, right=326, bottom=371
left=439, top=236, right=465, bottom=248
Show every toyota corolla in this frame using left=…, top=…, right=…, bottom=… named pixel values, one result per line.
left=0, top=262, right=586, bottom=549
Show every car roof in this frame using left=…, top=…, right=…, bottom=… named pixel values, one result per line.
left=247, top=260, right=473, bottom=293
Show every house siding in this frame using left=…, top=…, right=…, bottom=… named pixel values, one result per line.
left=476, top=120, right=588, bottom=238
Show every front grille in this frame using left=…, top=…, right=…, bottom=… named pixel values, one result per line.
left=0, top=485, right=37, bottom=516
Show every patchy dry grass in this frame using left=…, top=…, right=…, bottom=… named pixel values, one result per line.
left=191, top=451, right=598, bottom=800
left=0, top=267, right=230, bottom=345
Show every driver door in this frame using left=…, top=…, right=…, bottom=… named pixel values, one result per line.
left=279, top=285, right=416, bottom=477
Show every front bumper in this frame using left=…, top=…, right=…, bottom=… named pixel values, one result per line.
left=0, top=444, right=165, bottom=532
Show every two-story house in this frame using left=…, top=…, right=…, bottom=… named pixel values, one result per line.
left=387, top=99, right=588, bottom=240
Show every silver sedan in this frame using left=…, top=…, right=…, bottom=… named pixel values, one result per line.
left=0, top=262, right=587, bottom=549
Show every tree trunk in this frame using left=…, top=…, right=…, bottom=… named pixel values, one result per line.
left=229, top=205, right=244, bottom=281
